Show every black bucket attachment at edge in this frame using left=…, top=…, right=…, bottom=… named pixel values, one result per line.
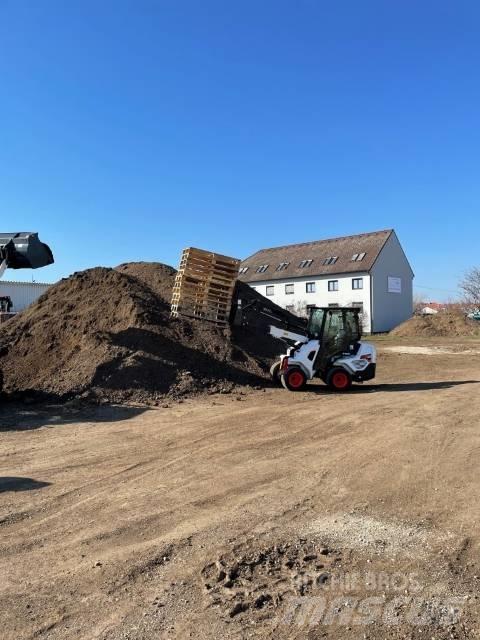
left=0, top=232, right=54, bottom=270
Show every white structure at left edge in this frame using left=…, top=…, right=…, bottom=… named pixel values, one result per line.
left=0, top=281, right=51, bottom=312
left=238, top=229, right=414, bottom=333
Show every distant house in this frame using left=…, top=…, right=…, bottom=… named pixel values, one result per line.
left=238, top=229, right=414, bottom=333
left=420, top=306, right=439, bottom=316
left=418, top=302, right=464, bottom=315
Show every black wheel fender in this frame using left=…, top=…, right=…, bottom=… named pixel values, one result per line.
left=269, top=361, right=282, bottom=384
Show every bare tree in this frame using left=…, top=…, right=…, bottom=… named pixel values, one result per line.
left=345, top=301, right=369, bottom=332
left=459, top=267, right=480, bottom=308
left=294, top=299, right=309, bottom=317
left=360, top=308, right=370, bottom=333
left=412, top=293, right=424, bottom=315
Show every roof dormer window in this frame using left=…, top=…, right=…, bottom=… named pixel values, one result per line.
left=299, top=259, right=313, bottom=268
left=351, top=252, right=366, bottom=262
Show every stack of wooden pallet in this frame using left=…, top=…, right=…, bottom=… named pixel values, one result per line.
left=171, top=247, right=240, bottom=324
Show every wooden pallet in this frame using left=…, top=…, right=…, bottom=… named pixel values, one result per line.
left=170, top=247, right=240, bottom=324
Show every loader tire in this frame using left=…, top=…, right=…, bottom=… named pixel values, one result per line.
left=269, top=361, right=281, bottom=384
left=326, top=367, right=352, bottom=392
left=281, top=367, right=307, bottom=392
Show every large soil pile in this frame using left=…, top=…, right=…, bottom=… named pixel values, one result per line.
left=0, top=262, right=291, bottom=404
left=391, top=311, right=480, bottom=338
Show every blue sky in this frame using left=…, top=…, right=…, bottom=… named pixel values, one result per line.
left=1, top=1, right=478, bottom=300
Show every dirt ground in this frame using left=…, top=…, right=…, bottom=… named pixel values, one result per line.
left=1, top=336, right=479, bottom=640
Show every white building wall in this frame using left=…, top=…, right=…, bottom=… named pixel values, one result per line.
left=0, top=281, right=51, bottom=312
left=249, top=272, right=372, bottom=332
left=370, top=232, right=414, bottom=332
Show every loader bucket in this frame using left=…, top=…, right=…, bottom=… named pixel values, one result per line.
left=0, top=232, right=54, bottom=270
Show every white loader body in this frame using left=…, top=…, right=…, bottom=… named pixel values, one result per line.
left=277, top=338, right=377, bottom=381
left=269, top=307, right=377, bottom=392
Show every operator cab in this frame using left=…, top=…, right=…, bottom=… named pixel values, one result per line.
left=308, top=306, right=361, bottom=339
left=0, top=296, right=13, bottom=313
left=307, top=307, right=363, bottom=372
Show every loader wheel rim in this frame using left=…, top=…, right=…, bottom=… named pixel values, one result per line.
left=288, top=370, right=305, bottom=389
left=332, top=371, right=349, bottom=389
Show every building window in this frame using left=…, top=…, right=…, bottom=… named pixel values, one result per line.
left=306, top=282, right=316, bottom=293
left=323, top=256, right=338, bottom=265
left=285, top=283, right=294, bottom=295
left=276, top=262, right=289, bottom=271
left=256, top=264, right=269, bottom=273
left=266, top=285, right=274, bottom=296
left=388, top=276, right=402, bottom=293
left=352, top=278, right=363, bottom=290
left=239, top=266, right=249, bottom=274
left=299, top=259, right=313, bottom=268
left=328, top=280, right=339, bottom=292
left=351, top=252, right=366, bottom=262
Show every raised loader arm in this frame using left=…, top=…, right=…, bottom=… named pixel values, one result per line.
left=269, top=325, right=309, bottom=344
left=231, top=287, right=308, bottom=344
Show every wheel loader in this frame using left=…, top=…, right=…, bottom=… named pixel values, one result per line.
left=233, top=296, right=376, bottom=392
left=0, top=232, right=54, bottom=391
